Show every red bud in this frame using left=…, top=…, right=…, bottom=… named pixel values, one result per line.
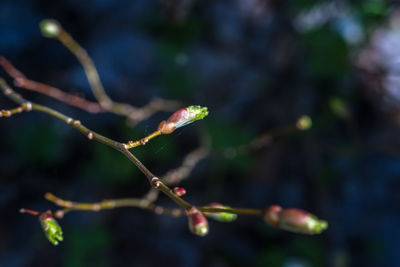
left=187, top=207, right=209, bottom=236
left=173, top=187, right=186, bottom=196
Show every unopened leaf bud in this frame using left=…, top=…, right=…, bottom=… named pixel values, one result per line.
left=187, top=207, right=209, bottom=236
left=40, top=19, right=61, bottom=38
left=205, top=203, right=237, bottom=222
left=158, top=105, right=208, bottom=134
left=296, top=115, right=312, bottom=130
left=263, top=205, right=282, bottom=226
left=173, top=187, right=186, bottom=196
left=264, top=206, right=328, bottom=235
left=39, top=210, right=63, bottom=245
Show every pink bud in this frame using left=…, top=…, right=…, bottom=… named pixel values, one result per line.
left=264, top=206, right=328, bottom=235
left=157, top=120, right=176, bottom=134
left=264, top=205, right=282, bottom=226
left=187, top=207, right=209, bottom=236
left=157, top=106, right=208, bottom=135
left=173, top=187, right=186, bottom=196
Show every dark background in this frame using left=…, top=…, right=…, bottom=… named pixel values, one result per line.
left=1, top=0, right=399, bottom=266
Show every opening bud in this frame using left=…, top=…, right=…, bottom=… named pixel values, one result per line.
left=40, top=19, right=61, bottom=38
left=264, top=206, right=328, bottom=235
left=158, top=105, right=208, bottom=134
left=187, top=207, right=209, bottom=237
left=204, top=203, right=237, bottom=222
left=39, top=210, right=63, bottom=245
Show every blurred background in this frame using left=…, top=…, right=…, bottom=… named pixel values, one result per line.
left=1, top=0, right=400, bottom=266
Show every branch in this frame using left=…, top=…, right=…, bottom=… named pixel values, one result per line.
left=0, top=77, right=193, bottom=212
left=222, top=115, right=312, bottom=158
left=39, top=20, right=180, bottom=123
left=44, top=193, right=184, bottom=218
left=44, top=192, right=263, bottom=217
left=0, top=56, right=105, bottom=113
left=0, top=102, right=32, bottom=117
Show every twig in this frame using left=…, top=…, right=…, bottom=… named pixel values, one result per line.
left=0, top=77, right=193, bottom=212
left=0, top=102, right=32, bottom=117
left=0, top=57, right=180, bottom=123
left=45, top=192, right=263, bottom=218
left=39, top=20, right=180, bottom=123
left=0, top=56, right=105, bottom=113
left=222, top=116, right=312, bottom=158
left=143, top=143, right=209, bottom=203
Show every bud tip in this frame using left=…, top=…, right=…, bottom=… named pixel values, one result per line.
left=296, top=115, right=312, bottom=130
left=40, top=19, right=61, bottom=38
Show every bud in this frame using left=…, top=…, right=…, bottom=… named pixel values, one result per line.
left=264, top=206, right=328, bottom=235
left=187, top=207, right=209, bottom=236
left=39, top=19, right=61, bottom=38
left=158, top=105, right=208, bottom=134
left=263, top=205, right=282, bottom=226
left=173, top=187, right=186, bottom=196
left=329, top=97, right=349, bottom=118
left=296, top=115, right=312, bottom=130
left=204, top=203, right=237, bottom=222
left=39, top=210, right=63, bottom=245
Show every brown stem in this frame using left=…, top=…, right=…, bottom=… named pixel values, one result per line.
left=0, top=57, right=105, bottom=113
left=45, top=193, right=264, bottom=217
left=0, top=77, right=193, bottom=212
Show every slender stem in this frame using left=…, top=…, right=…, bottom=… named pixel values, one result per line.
left=0, top=57, right=105, bottom=113
left=199, top=207, right=263, bottom=216
left=142, top=144, right=209, bottom=204
left=56, top=30, right=112, bottom=108
left=55, top=27, right=180, bottom=121
left=45, top=193, right=264, bottom=217
left=222, top=120, right=309, bottom=158
left=0, top=77, right=192, bottom=211
left=0, top=103, right=32, bottom=117
left=124, top=130, right=162, bottom=149
left=0, top=57, right=180, bottom=121
left=45, top=193, right=183, bottom=217
left=52, top=24, right=180, bottom=122
left=20, top=208, right=40, bottom=216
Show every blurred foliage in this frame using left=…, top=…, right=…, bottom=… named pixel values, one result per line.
left=63, top=224, right=110, bottom=267
left=0, top=0, right=399, bottom=266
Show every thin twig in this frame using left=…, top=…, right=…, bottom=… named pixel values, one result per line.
left=0, top=57, right=105, bottom=113
left=52, top=24, right=181, bottom=122
left=0, top=102, right=32, bottom=117
left=0, top=77, right=193, bottom=212
left=45, top=192, right=263, bottom=218
left=0, top=56, right=180, bottom=123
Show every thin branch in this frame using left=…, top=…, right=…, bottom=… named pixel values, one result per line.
left=0, top=102, right=32, bottom=117
left=45, top=193, right=264, bottom=218
left=124, top=130, right=162, bottom=149
left=42, top=21, right=180, bottom=122
left=0, top=56, right=105, bottom=113
left=0, top=77, right=193, bottom=212
left=45, top=193, right=184, bottom=218
left=222, top=117, right=312, bottom=158
left=0, top=56, right=180, bottom=123
left=143, top=144, right=209, bottom=203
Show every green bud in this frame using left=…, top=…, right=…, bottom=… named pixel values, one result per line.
left=39, top=210, right=63, bottom=245
left=296, top=115, right=312, bottom=130
left=184, top=105, right=209, bottom=126
left=39, top=19, right=61, bottom=38
left=205, top=203, right=237, bottom=222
